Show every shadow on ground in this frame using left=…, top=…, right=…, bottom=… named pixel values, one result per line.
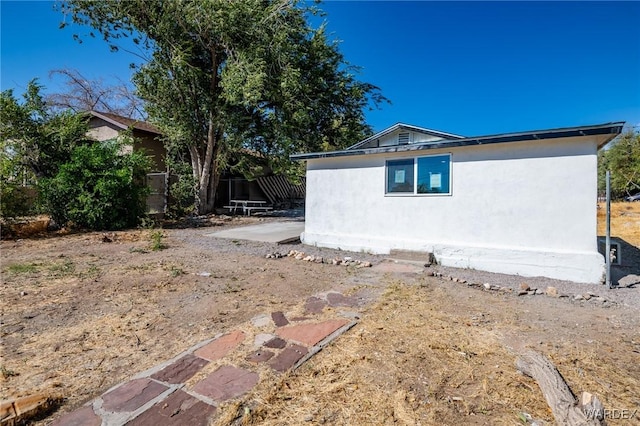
left=599, top=236, right=640, bottom=288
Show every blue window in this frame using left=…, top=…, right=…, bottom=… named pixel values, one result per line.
left=386, top=154, right=451, bottom=195
left=417, top=155, right=450, bottom=194
left=386, top=159, right=414, bottom=193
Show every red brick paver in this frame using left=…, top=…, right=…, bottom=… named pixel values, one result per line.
left=268, top=344, right=308, bottom=372
left=151, top=354, right=209, bottom=384
left=304, top=296, right=327, bottom=314
left=264, top=337, right=287, bottom=349
left=49, top=405, right=101, bottom=426
left=102, top=379, right=167, bottom=413
left=194, top=330, right=245, bottom=361
left=246, top=349, right=275, bottom=363
left=125, top=390, right=216, bottom=426
left=276, top=319, right=348, bottom=346
left=192, top=365, right=259, bottom=402
left=44, top=291, right=360, bottom=426
left=271, top=311, right=289, bottom=327
left=326, top=292, right=359, bottom=307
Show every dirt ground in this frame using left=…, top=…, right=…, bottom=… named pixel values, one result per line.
left=1, top=205, right=639, bottom=425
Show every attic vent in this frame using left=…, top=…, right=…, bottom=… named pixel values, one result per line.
left=398, top=132, right=410, bottom=145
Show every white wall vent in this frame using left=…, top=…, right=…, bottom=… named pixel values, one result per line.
left=398, top=132, right=410, bottom=145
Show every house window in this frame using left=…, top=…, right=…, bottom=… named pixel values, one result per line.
left=417, top=155, right=450, bottom=194
left=386, top=154, right=451, bottom=195
left=386, top=159, right=414, bottom=193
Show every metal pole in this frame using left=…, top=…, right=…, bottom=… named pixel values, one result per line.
left=605, top=170, right=611, bottom=289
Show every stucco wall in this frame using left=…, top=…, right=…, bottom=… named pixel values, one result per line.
left=302, top=136, right=604, bottom=283
left=87, top=119, right=166, bottom=172
left=87, top=121, right=120, bottom=141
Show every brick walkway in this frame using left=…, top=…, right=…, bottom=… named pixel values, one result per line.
left=49, top=291, right=363, bottom=426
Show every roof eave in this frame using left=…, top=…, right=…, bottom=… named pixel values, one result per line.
left=88, top=110, right=129, bottom=131
left=291, top=122, right=625, bottom=161
left=88, top=110, right=161, bottom=135
left=346, top=122, right=464, bottom=150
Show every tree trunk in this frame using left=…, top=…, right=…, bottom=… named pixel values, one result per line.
left=516, top=351, right=602, bottom=426
left=195, top=47, right=222, bottom=215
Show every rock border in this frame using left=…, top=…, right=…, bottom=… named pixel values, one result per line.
left=428, top=271, right=612, bottom=306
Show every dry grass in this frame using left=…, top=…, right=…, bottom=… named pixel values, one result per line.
left=1, top=216, right=51, bottom=239
left=213, top=281, right=554, bottom=426
left=597, top=201, right=640, bottom=247
left=211, top=277, right=640, bottom=426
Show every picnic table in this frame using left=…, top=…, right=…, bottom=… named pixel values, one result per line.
left=225, top=199, right=273, bottom=216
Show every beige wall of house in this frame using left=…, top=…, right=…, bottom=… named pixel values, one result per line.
left=87, top=119, right=167, bottom=172
left=87, top=122, right=120, bottom=141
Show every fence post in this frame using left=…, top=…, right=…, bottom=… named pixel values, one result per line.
left=605, top=170, right=611, bottom=289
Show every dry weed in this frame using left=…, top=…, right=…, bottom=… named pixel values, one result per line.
left=213, top=281, right=553, bottom=425
left=597, top=202, right=640, bottom=247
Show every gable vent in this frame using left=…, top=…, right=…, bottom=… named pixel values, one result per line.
left=398, top=132, right=410, bottom=145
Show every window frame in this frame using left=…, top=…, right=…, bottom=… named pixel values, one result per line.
left=384, top=153, right=452, bottom=196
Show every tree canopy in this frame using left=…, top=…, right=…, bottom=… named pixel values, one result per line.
left=62, top=0, right=387, bottom=213
left=1, top=81, right=151, bottom=228
left=1, top=80, right=90, bottom=181
left=47, top=68, right=146, bottom=120
left=598, top=129, right=640, bottom=199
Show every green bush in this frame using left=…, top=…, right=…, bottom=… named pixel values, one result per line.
left=40, top=142, right=151, bottom=230
left=0, top=182, right=38, bottom=219
left=167, top=160, right=196, bottom=218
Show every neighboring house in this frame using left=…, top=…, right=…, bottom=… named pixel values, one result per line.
left=86, top=111, right=304, bottom=212
left=292, top=122, right=624, bottom=284
left=86, top=111, right=168, bottom=215
left=86, top=111, right=167, bottom=172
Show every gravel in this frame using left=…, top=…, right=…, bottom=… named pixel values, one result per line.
left=431, top=264, right=640, bottom=310
left=169, top=216, right=640, bottom=311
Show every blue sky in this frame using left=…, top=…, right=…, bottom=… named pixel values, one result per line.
left=2, top=1, right=639, bottom=137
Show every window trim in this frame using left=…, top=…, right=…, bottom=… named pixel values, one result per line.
left=385, top=153, right=452, bottom=196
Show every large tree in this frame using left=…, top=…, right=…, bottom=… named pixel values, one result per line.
left=1, top=80, right=90, bottom=181
left=598, top=129, right=640, bottom=199
left=62, top=0, right=387, bottom=213
left=1, top=81, right=151, bottom=227
left=47, top=68, right=147, bottom=120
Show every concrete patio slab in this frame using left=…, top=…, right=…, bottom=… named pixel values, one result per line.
left=205, top=220, right=304, bottom=244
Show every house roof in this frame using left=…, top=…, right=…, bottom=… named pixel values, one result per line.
left=88, top=111, right=162, bottom=135
left=346, top=123, right=464, bottom=150
left=291, top=122, right=625, bottom=161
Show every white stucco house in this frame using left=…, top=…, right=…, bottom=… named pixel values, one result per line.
left=291, top=122, right=624, bottom=284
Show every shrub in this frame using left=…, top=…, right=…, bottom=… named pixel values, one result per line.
left=0, top=183, right=39, bottom=219
left=167, top=160, right=196, bottom=218
left=40, top=141, right=151, bottom=230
